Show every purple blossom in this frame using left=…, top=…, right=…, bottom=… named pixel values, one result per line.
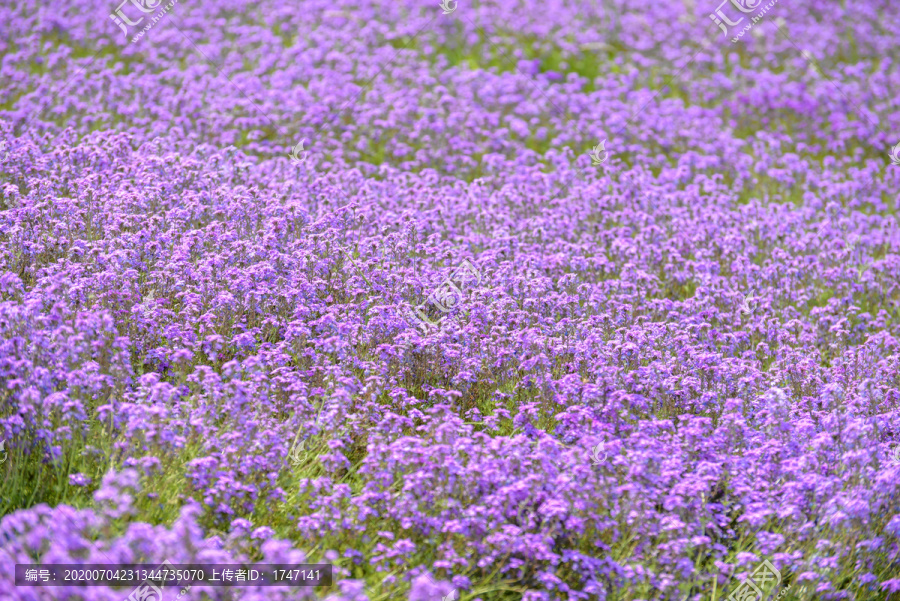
left=0, top=0, right=898, bottom=599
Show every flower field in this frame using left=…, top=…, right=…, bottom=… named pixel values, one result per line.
left=1, top=0, right=900, bottom=599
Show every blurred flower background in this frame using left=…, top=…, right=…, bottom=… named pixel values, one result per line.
left=1, top=0, right=900, bottom=599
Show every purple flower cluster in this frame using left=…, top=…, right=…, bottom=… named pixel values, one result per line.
left=1, top=0, right=900, bottom=599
